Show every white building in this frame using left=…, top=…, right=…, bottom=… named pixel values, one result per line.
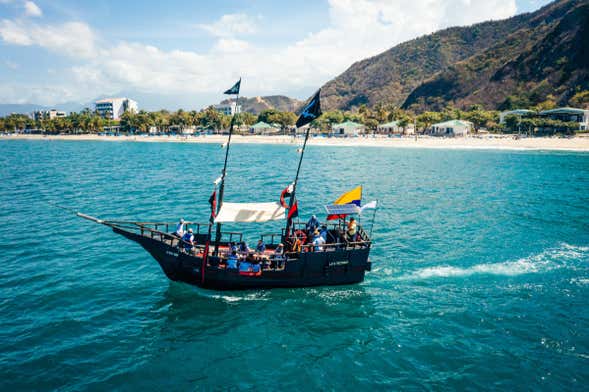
left=539, top=107, right=589, bottom=131
left=214, top=103, right=242, bottom=116
left=377, top=120, right=415, bottom=135
left=32, top=109, right=66, bottom=121
left=331, top=121, right=365, bottom=136
left=430, top=120, right=472, bottom=137
left=95, top=98, right=138, bottom=120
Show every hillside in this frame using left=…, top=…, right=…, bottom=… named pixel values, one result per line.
left=220, top=95, right=302, bottom=114
left=403, top=0, right=589, bottom=110
left=319, top=0, right=589, bottom=111
left=0, top=104, right=47, bottom=117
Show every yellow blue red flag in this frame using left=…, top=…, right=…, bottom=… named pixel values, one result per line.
left=327, top=186, right=362, bottom=220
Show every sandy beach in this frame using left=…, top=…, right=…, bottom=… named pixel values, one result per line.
left=3, top=133, right=589, bottom=152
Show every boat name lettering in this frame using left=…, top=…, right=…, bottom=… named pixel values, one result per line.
left=329, top=260, right=349, bottom=267
left=166, top=250, right=179, bottom=257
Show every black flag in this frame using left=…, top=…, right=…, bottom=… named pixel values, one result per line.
left=296, top=89, right=322, bottom=128
left=224, top=78, right=241, bottom=95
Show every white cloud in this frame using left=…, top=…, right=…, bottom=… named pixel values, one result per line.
left=0, top=19, right=97, bottom=58
left=198, top=13, right=259, bottom=37
left=0, top=0, right=518, bottom=106
left=24, top=1, right=41, bottom=17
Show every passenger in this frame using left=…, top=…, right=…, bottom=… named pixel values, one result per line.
left=174, top=218, right=185, bottom=237
left=181, top=228, right=194, bottom=252
left=251, top=259, right=261, bottom=275
left=255, top=239, right=266, bottom=254
left=312, top=229, right=326, bottom=251
left=319, top=225, right=328, bottom=242
left=306, top=215, right=320, bottom=235
left=230, top=241, right=238, bottom=254
left=274, top=243, right=285, bottom=257
left=347, top=217, right=357, bottom=241
left=245, top=252, right=256, bottom=263
left=227, top=250, right=238, bottom=270
left=238, top=241, right=250, bottom=255
left=239, top=259, right=252, bottom=274
left=273, top=243, right=285, bottom=269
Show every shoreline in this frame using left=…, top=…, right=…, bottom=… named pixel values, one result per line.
left=2, top=133, right=589, bottom=152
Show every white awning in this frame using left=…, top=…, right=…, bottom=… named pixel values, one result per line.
left=214, top=202, right=286, bottom=223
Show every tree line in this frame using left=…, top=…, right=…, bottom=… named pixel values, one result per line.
left=1, top=89, right=587, bottom=135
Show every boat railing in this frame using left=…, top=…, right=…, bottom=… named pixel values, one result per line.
left=298, top=238, right=371, bottom=253
left=260, top=232, right=282, bottom=246
left=215, top=231, right=244, bottom=245
left=100, top=220, right=203, bottom=250
left=124, top=221, right=212, bottom=236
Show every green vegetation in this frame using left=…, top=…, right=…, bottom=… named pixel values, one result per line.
left=2, top=85, right=587, bottom=137
left=1, top=90, right=586, bottom=136
left=321, top=0, right=589, bottom=112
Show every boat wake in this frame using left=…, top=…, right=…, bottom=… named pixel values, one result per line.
left=397, top=243, right=588, bottom=281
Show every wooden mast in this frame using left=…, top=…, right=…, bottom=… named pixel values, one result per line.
left=285, top=89, right=322, bottom=240
left=213, top=78, right=241, bottom=256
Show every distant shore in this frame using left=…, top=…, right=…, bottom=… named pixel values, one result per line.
left=2, top=133, right=589, bottom=152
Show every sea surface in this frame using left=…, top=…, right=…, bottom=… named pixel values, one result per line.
left=0, top=139, right=588, bottom=391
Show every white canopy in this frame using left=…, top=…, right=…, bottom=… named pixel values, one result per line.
left=214, top=202, right=286, bottom=223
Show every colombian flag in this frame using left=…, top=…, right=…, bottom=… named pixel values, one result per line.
left=326, top=186, right=362, bottom=220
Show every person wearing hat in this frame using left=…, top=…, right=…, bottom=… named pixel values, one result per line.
left=174, top=218, right=185, bottom=237
left=255, top=239, right=266, bottom=254
left=273, top=243, right=285, bottom=269
left=306, top=215, right=319, bottom=236
left=181, top=228, right=194, bottom=253
left=312, top=229, right=325, bottom=252
left=347, top=217, right=357, bottom=241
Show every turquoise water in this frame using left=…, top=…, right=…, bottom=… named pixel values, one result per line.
left=1, top=140, right=588, bottom=390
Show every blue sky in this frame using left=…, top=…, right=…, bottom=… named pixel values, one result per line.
left=0, top=0, right=553, bottom=110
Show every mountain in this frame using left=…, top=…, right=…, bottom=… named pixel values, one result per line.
left=319, top=0, right=589, bottom=111
left=0, top=102, right=85, bottom=116
left=0, top=104, right=47, bottom=117
left=220, top=95, right=303, bottom=114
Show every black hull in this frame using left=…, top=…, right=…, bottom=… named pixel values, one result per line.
left=113, top=227, right=371, bottom=290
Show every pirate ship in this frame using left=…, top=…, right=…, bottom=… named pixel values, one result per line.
left=78, top=81, right=375, bottom=290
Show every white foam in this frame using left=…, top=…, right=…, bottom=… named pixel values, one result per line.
left=399, top=243, right=588, bottom=281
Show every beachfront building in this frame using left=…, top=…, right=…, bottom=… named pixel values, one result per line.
left=430, top=120, right=472, bottom=137
left=539, top=107, right=589, bottom=131
left=214, top=103, right=242, bottom=116
left=331, top=121, right=365, bottom=136
left=377, top=120, right=415, bottom=135
left=32, top=109, right=66, bottom=121
left=499, top=109, right=536, bottom=124
left=250, top=121, right=280, bottom=135
left=95, top=98, right=138, bottom=120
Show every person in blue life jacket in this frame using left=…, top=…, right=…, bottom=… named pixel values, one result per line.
left=238, top=241, right=250, bottom=255
left=251, top=260, right=261, bottom=274
left=247, top=253, right=261, bottom=274
left=312, top=229, right=326, bottom=252
left=319, top=225, right=328, bottom=242
left=239, top=252, right=255, bottom=274
left=227, top=250, right=238, bottom=270
left=230, top=241, right=238, bottom=254
left=255, top=239, right=266, bottom=254
left=181, top=228, right=194, bottom=253
left=306, top=215, right=319, bottom=235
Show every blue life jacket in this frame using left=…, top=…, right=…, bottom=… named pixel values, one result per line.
left=227, top=256, right=238, bottom=269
